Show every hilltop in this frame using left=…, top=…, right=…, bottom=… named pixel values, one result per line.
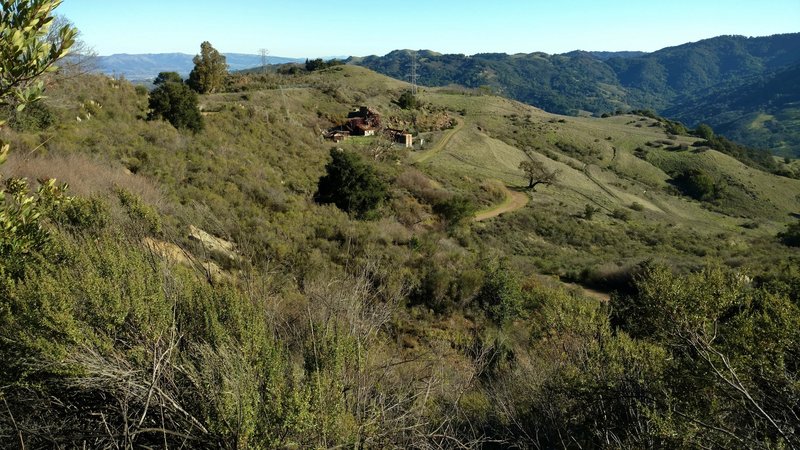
left=2, top=62, right=799, bottom=448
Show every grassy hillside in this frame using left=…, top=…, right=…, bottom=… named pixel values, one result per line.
left=2, top=64, right=799, bottom=448
left=352, top=33, right=800, bottom=155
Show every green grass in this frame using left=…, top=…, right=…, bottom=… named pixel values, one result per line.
left=400, top=89, right=800, bottom=264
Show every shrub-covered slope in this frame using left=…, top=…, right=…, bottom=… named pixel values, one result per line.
left=1, top=64, right=799, bottom=448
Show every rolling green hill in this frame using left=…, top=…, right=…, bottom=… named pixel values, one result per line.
left=351, top=33, right=800, bottom=155
left=3, top=63, right=799, bottom=448
left=665, top=63, right=800, bottom=156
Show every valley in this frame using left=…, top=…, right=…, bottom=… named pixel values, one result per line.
left=1, top=6, right=799, bottom=447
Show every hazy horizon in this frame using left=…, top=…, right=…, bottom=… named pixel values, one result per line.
left=93, top=31, right=794, bottom=59
left=60, top=0, right=799, bottom=58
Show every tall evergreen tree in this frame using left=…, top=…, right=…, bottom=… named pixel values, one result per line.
left=187, top=41, right=227, bottom=94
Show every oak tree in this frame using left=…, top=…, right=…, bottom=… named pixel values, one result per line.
left=519, top=159, right=560, bottom=190
left=314, top=148, right=387, bottom=219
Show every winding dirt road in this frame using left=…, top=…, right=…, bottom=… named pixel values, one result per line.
left=414, top=119, right=464, bottom=164
left=474, top=186, right=529, bottom=221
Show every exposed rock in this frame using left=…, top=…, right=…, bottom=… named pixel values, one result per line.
left=188, top=225, right=238, bottom=263
left=143, top=237, right=225, bottom=281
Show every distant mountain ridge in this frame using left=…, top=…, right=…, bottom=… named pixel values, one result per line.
left=351, top=33, right=800, bottom=155
left=97, top=53, right=306, bottom=81
left=561, top=50, right=648, bottom=60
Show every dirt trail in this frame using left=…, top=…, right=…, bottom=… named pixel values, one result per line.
left=475, top=186, right=529, bottom=221
left=583, top=163, right=621, bottom=201
left=415, top=119, right=464, bottom=164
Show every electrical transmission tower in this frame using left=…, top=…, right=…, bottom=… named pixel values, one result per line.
left=259, top=48, right=269, bottom=74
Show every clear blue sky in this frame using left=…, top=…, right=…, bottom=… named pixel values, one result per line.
left=58, top=0, right=800, bottom=57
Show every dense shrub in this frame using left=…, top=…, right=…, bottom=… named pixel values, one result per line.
left=147, top=72, right=204, bottom=132
left=778, top=221, right=800, bottom=247
left=609, top=265, right=800, bottom=447
left=305, top=58, right=344, bottom=72
left=611, top=207, right=631, bottom=221
left=314, top=148, right=388, bottom=219
left=671, top=168, right=725, bottom=201
left=57, top=195, right=109, bottom=231
left=693, top=123, right=715, bottom=140
left=583, top=204, right=598, bottom=220
left=4, top=101, right=54, bottom=131
left=115, top=188, right=162, bottom=234
left=397, top=90, right=419, bottom=109
left=433, top=195, right=475, bottom=227
left=477, top=261, right=524, bottom=325
left=0, top=177, right=70, bottom=280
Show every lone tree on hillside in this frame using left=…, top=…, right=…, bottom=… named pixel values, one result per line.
left=148, top=72, right=204, bottom=132
left=694, top=123, right=715, bottom=141
left=314, top=148, right=388, bottom=219
left=188, top=41, right=227, bottom=94
left=519, top=159, right=560, bottom=190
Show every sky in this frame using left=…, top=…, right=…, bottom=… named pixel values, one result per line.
left=58, top=1, right=800, bottom=57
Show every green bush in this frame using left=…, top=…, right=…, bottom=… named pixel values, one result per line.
left=778, top=221, right=800, bottom=247
left=4, top=101, right=54, bottom=131
left=478, top=261, right=524, bottom=325
left=397, top=90, right=419, bottom=109
left=115, top=188, right=162, bottom=234
left=57, top=196, right=109, bottom=231
left=583, top=204, right=598, bottom=220
left=0, top=177, right=70, bottom=280
left=314, top=148, right=388, bottom=219
left=609, top=265, right=800, bottom=447
left=147, top=72, right=204, bottom=132
left=694, top=123, right=715, bottom=140
left=433, top=195, right=475, bottom=227
left=672, top=169, right=724, bottom=201
left=611, top=208, right=631, bottom=221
